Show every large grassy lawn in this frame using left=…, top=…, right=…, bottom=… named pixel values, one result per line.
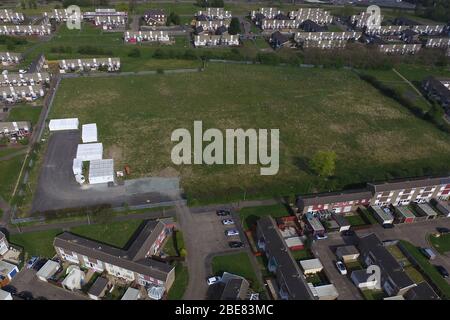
left=211, top=252, right=262, bottom=292
left=10, top=219, right=146, bottom=259
left=70, top=219, right=144, bottom=248
left=7, top=105, right=43, bottom=126
left=167, top=262, right=189, bottom=300
left=0, top=154, right=24, bottom=201
left=48, top=63, right=450, bottom=204
left=429, top=233, right=450, bottom=254
left=10, top=228, right=62, bottom=258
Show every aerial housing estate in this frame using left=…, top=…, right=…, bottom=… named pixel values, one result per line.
left=194, top=8, right=239, bottom=47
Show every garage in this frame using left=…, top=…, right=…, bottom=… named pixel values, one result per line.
left=36, top=260, right=60, bottom=282
left=89, top=159, right=114, bottom=184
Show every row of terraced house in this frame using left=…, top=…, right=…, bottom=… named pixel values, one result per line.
left=296, top=176, right=450, bottom=215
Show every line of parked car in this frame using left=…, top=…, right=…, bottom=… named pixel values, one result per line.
left=216, top=209, right=244, bottom=249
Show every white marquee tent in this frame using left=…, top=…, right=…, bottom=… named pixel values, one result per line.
left=49, top=118, right=79, bottom=131
left=82, top=123, right=98, bottom=143
left=72, top=158, right=83, bottom=175
left=89, top=159, right=114, bottom=184
left=76, top=143, right=103, bottom=161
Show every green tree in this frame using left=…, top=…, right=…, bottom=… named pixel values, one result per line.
left=309, top=151, right=337, bottom=177
left=228, top=17, right=241, bottom=35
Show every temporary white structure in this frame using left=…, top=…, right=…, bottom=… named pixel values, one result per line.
left=62, top=266, right=85, bottom=291
left=82, top=123, right=98, bottom=143
left=89, top=159, right=114, bottom=184
left=76, top=143, right=103, bottom=161
left=72, top=158, right=83, bottom=175
left=48, top=118, right=79, bottom=131
left=36, top=260, right=60, bottom=282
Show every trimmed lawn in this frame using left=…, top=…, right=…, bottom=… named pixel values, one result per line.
left=163, top=230, right=185, bottom=257
left=291, top=249, right=313, bottom=261
left=404, top=265, right=425, bottom=284
left=429, top=233, right=450, bottom=254
left=238, top=204, right=291, bottom=230
left=362, top=289, right=385, bottom=300
left=7, top=105, right=43, bottom=125
left=359, top=207, right=378, bottom=225
left=0, top=154, right=24, bottom=201
left=49, top=63, right=450, bottom=205
left=10, top=228, right=62, bottom=258
left=9, top=219, right=146, bottom=260
left=212, top=252, right=262, bottom=292
left=400, top=240, right=450, bottom=299
left=346, top=214, right=367, bottom=226
left=167, top=262, right=189, bottom=300
left=70, top=219, right=144, bottom=248
left=0, top=147, right=25, bottom=158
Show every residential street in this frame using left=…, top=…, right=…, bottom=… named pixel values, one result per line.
left=358, top=218, right=450, bottom=284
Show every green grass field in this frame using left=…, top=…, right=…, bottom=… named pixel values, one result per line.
left=48, top=63, right=450, bottom=204
left=10, top=219, right=146, bottom=259
left=429, top=233, right=450, bottom=254
left=211, top=252, right=262, bottom=292
left=0, top=154, right=24, bottom=201
left=7, top=105, right=43, bottom=125
left=10, top=228, right=62, bottom=258
left=168, top=262, right=189, bottom=300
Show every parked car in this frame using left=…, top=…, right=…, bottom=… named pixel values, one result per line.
left=336, top=261, right=347, bottom=275
left=207, top=276, right=221, bottom=285
left=315, top=234, right=328, bottom=240
left=222, top=219, right=234, bottom=225
left=421, top=248, right=437, bottom=260
left=228, top=241, right=244, bottom=248
left=216, top=209, right=231, bottom=216
left=382, top=223, right=394, bottom=229
left=436, top=227, right=450, bottom=235
left=435, top=265, right=449, bottom=278
left=26, top=256, right=39, bottom=269
left=33, top=258, right=48, bottom=271
left=225, top=229, right=239, bottom=237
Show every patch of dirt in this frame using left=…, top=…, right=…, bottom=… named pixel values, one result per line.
left=106, top=144, right=123, bottom=163
left=156, top=166, right=180, bottom=178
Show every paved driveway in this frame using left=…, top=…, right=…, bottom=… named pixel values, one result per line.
left=9, top=268, right=87, bottom=300
left=311, top=233, right=363, bottom=300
